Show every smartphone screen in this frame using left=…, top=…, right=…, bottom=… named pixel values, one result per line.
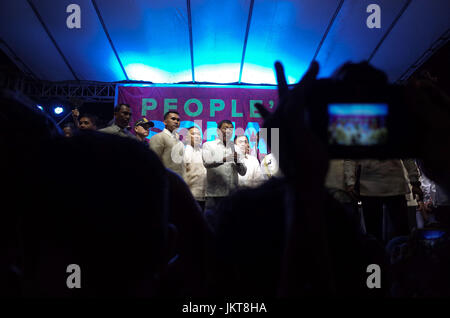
left=328, top=103, right=388, bottom=146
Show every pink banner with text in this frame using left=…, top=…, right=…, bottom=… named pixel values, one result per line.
left=117, top=85, right=278, bottom=154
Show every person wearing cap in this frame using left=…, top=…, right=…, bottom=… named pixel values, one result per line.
left=134, top=117, right=154, bottom=145
left=98, top=104, right=137, bottom=140
left=149, top=111, right=185, bottom=178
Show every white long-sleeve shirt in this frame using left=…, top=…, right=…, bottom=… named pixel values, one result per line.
left=239, top=154, right=263, bottom=188
left=202, top=139, right=246, bottom=197
left=183, top=144, right=207, bottom=201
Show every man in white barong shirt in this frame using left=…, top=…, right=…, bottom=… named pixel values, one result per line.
left=184, top=126, right=207, bottom=211
left=149, top=111, right=185, bottom=179
left=234, top=135, right=263, bottom=188
left=202, top=120, right=246, bottom=211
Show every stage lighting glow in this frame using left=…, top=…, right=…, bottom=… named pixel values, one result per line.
left=116, top=51, right=192, bottom=83
left=125, top=63, right=171, bottom=82
left=240, top=63, right=297, bottom=85
left=54, top=106, right=64, bottom=115
left=36, top=105, right=43, bottom=111
left=195, top=63, right=241, bottom=83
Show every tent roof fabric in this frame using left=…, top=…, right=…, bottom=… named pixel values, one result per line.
left=0, top=0, right=449, bottom=84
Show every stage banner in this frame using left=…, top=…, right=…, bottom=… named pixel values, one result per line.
left=116, top=85, right=278, bottom=155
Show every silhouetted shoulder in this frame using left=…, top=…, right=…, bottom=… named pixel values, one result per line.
left=212, top=177, right=386, bottom=297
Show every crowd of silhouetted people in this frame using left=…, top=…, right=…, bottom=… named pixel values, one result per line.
left=1, top=61, right=450, bottom=299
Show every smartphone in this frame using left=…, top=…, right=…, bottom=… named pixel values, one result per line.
left=306, top=79, right=419, bottom=159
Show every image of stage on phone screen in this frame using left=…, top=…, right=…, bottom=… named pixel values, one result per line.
left=328, top=103, right=388, bottom=146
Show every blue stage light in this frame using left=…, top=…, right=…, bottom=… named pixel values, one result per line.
left=36, top=105, right=43, bottom=111
left=54, top=106, right=64, bottom=115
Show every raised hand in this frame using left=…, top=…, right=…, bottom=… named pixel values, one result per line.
left=257, top=61, right=335, bottom=296
left=72, top=108, right=80, bottom=118
left=255, top=61, right=328, bottom=192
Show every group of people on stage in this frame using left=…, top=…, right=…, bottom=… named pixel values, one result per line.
left=328, top=117, right=388, bottom=146
left=3, top=59, right=450, bottom=298
left=68, top=101, right=450, bottom=244
left=69, top=103, right=281, bottom=212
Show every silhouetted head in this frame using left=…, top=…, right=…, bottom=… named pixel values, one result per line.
left=22, top=132, right=171, bottom=297
left=0, top=89, right=62, bottom=296
left=2, top=93, right=172, bottom=297
left=331, top=61, right=388, bottom=85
